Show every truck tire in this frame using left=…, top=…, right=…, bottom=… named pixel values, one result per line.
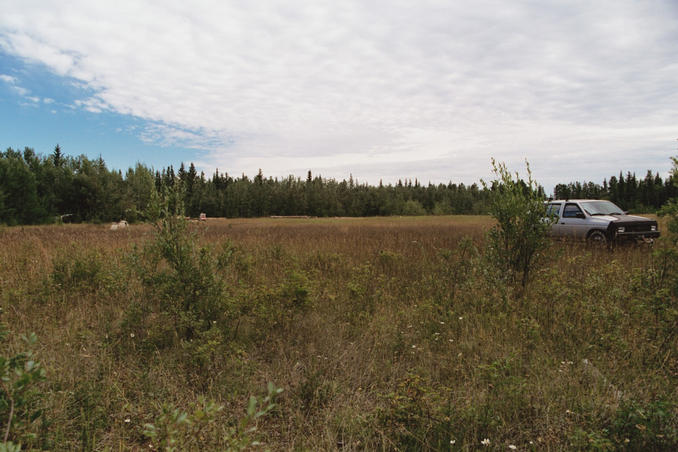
left=587, top=230, right=607, bottom=245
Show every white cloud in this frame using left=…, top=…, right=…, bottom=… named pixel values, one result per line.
left=0, top=0, right=677, bottom=189
left=0, top=71, right=30, bottom=97
left=0, top=73, right=16, bottom=84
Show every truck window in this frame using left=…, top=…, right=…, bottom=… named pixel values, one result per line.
left=562, top=203, right=583, bottom=218
left=546, top=203, right=561, bottom=218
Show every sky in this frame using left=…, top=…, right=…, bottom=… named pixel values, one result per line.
left=1, top=0, right=677, bottom=193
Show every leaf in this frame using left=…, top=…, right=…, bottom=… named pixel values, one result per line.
left=175, top=411, right=189, bottom=425
left=247, top=395, right=257, bottom=416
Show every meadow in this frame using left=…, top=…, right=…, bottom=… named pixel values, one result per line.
left=0, top=216, right=676, bottom=451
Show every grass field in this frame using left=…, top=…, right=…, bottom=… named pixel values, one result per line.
left=0, top=216, right=676, bottom=450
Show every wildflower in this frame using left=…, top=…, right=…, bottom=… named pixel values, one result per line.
left=440, top=321, right=445, bottom=324
left=458, top=316, right=463, bottom=320
left=124, top=418, right=131, bottom=423
left=509, top=445, right=517, bottom=450
left=130, top=333, right=135, bottom=338
left=481, top=438, right=490, bottom=446
left=450, top=439, right=456, bottom=445
left=412, top=345, right=417, bottom=348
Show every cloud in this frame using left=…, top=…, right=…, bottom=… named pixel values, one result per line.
left=0, top=71, right=30, bottom=97
left=1, top=0, right=677, bottom=188
left=0, top=74, right=16, bottom=84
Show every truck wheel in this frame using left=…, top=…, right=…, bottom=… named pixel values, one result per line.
left=587, top=230, right=607, bottom=245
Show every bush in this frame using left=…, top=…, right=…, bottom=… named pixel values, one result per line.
left=142, top=383, right=282, bottom=451
left=123, top=182, right=233, bottom=357
left=483, top=159, right=552, bottom=288
left=401, top=200, right=427, bottom=216
left=0, top=321, right=46, bottom=449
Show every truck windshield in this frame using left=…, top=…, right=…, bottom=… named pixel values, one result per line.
left=580, top=201, right=623, bottom=216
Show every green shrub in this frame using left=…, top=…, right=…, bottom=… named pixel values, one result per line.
left=143, top=383, right=282, bottom=451
left=122, top=184, right=234, bottom=361
left=0, top=321, right=46, bottom=449
left=483, top=159, right=552, bottom=288
left=609, top=399, right=677, bottom=450
left=401, top=200, right=427, bottom=216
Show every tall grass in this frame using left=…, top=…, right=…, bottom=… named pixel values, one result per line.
left=0, top=217, right=675, bottom=450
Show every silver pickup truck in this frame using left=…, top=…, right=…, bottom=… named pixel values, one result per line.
left=545, top=199, right=659, bottom=244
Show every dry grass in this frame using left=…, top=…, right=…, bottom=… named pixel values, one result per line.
left=0, top=216, right=675, bottom=451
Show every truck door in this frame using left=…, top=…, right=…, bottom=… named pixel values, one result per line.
left=552, top=202, right=588, bottom=239
left=545, top=203, right=561, bottom=237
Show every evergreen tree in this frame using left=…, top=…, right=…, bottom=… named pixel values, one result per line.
left=52, top=144, right=62, bottom=167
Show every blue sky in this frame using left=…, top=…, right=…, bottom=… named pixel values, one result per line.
left=1, top=0, right=678, bottom=191
left=0, top=53, right=195, bottom=171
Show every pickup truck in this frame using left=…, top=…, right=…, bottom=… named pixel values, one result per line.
left=545, top=199, right=659, bottom=244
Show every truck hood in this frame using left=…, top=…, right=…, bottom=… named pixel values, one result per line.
left=609, top=214, right=654, bottom=223
left=592, top=215, right=654, bottom=223
left=588, top=214, right=656, bottom=224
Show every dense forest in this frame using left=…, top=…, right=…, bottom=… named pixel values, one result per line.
left=0, top=145, right=675, bottom=225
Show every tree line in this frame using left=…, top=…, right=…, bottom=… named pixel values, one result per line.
left=0, top=145, right=674, bottom=225
left=553, top=171, right=678, bottom=213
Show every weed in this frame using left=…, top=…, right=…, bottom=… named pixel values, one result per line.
left=0, top=321, right=46, bottom=449
left=143, top=383, right=282, bottom=451
left=50, top=247, right=103, bottom=292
